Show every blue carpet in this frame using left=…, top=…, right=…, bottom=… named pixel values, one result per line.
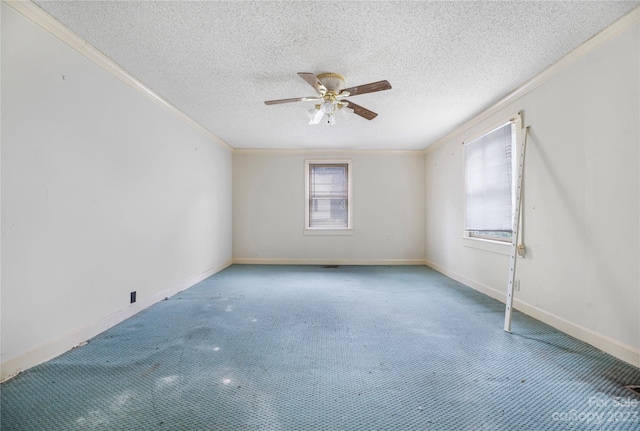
left=2, top=265, right=639, bottom=430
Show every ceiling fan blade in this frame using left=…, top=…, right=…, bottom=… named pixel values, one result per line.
left=341, top=99, right=378, bottom=120
left=298, top=72, right=327, bottom=95
left=264, top=96, right=321, bottom=105
left=308, top=108, right=325, bottom=125
left=341, top=80, right=391, bottom=97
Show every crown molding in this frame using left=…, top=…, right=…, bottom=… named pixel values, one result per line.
left=425, top=6, right=640, bottom=155
left=232, top=148, right=425, bottom=156
left=6, top=0, right=637, bottom=155
left=3, top=0, right=233, bottom=152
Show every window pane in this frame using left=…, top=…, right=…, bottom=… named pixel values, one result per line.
left=469, top=230, right=512, bottom=242
left=465, top=122, right=514, bottom=234
left=309, top=164, right=348, bottom=228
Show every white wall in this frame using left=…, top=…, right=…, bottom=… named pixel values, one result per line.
left=3, top=1, right=637, bottom=382
left=425, top=23, right=640, bottom=366
left=1, top=3, right=233, bottom=380
left=233, top=151, right=425, bottom=264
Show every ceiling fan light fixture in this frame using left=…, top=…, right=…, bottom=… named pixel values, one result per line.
left=307, top=106, right=319, bottom=118
left=340, top=106, right=354, bottom=120
left=321, top=100, right=334, bottom=114
left=308, top=106, right=324, bottom=125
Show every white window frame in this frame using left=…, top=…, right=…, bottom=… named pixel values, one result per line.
left=463, top=113, right=521, bottom=248
left=304, top=159, right=354, bottom=236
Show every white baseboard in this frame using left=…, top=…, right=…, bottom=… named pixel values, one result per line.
left=232, top=258, right=428, bottom=266
left=5, top=258, right=635, bottom=382
left=425, top=259, right=640, bottom=368
left=0, top=259, right=232, bottom=383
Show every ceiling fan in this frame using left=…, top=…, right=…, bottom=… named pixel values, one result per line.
left=264, top=72, right=392, bottom=125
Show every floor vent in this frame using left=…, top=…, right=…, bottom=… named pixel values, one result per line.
left=624, top=385, right=640, bottom=397
left=322, top=265, right=339, bottom=269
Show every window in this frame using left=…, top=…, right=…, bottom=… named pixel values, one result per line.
left=305, top=160, right=353, bottom=234
left=464, top=115, right=520, bottom=242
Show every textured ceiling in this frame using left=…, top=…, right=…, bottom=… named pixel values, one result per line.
left=34, top=0, right=640, bottom=150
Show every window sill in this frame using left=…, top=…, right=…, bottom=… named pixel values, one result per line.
left=304, top=228, right=354, bottom=236
left=463, top=236, right=511, bottom=255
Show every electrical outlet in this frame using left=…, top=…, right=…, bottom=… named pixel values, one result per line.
left=514, top=280, right=521, bottom=292
left=130, top=291, right=137, bottom=304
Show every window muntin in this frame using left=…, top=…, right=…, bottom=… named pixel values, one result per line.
left=305, top=160, right=352, bottom=231
left=464, top=117, right=519, bottom=242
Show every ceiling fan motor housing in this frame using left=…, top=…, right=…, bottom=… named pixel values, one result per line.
left=317, top=73, right=346, bottom=93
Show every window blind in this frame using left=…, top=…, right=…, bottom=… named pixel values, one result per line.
left=308, top=164, right=348, bottom=228
left=465, top=122, right=514, bottom=233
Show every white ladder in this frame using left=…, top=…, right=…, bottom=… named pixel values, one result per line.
left=504, top=126, right=529, bottom=333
